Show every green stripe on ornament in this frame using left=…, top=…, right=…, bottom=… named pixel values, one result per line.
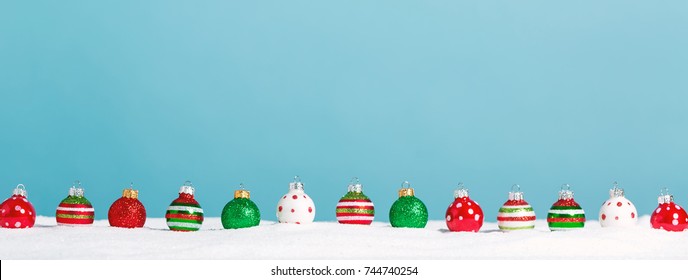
left=336, top=208, right=375, bottom=214
left=550, top=205, right=582, bottom=210
left=56, top=214, right=94, bottom=219
left=166, top=210, right=204, bottom=215
left=342, top=192, right=371, bottom=200
left=498, top=207, right=534, bottom=213
left=498, top=225, right=535, bottom=230
left=548, top=222, right=585, bottom=228
left=547, top=213, right=585, bottom=219
left=169, top=226, right=200, bottom=231
left=166, top=218, right=203, bottom=224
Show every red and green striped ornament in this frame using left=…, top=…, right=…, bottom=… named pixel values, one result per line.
left=548, top=184, right=585, bottom=231
left=336, top=177, right=374, bottom=225
left=56, top=181, right=95, bottom=226
left=497, top=184, right=536, bottom=231
left=165, top=181, right=204, bottom=232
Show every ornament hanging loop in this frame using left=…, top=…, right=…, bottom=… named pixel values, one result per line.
left=348, top=177, right=363, bottom=193
left=234, top=183, right=251, bottom=199
left=13, top=184, right=27, bottom=196
left=658, top=187, right=673, bottom=204
left=454, top=182, right=469, bottom=199
left=179, top=180, right=195, bottom=195
left=398, top=181, right=414, bottom=197
left=70, top=180, right=85, bottom=197
left=610, top=181, right=624, bottom=198
left=509, top=184, right=523, bottom=201
left=290, top=176, right=304, bottom=190
left=559, top=183, right=574, bottom=200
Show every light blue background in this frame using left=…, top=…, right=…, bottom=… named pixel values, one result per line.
left=1, top=1, right=687, bottom=222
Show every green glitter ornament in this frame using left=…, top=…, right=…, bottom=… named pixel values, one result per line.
left=389, top=181, right=428, bottom=228
left=221, top=184, right=261, bottom=229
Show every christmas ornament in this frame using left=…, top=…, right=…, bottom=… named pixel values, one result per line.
left=0, top=184, right=36, bottom=229
left=108, top=184, right=146, bottom=228
left=336, top=177, right=374, bottom=225
left=222, top=183, right=261, bottom=229
left=650, top=188, right=688, bottom=232
left=56, top=181, right=95, bottom=226
left=547, top=184, right=585, bottom=231
left=599, top=182, right=637, bottom=227
left=497, top=184, right=536, bottom=231
left=445, top=183, right=483, bottom=232
left=276, top=176, right=315, bottom=224
left=389, top=181, right=428, bottom=228
left=165, top=181, right=204, bottom=232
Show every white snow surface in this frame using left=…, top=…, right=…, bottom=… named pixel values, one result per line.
left=0, top=216, right=686, bottom=259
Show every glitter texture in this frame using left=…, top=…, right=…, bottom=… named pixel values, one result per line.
left=108, top=195, right=146, bottom=228
left=221, top=197, right=261, bottom=229
left=389, top=196, right=428, bottom=228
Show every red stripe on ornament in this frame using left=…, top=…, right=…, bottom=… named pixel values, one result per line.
left=335, top=213, right=374, bottom=217
left=497, top=216, right=536, bottom=221
left=56, top=218, right=94, bottom=224
left=547, top=217, right=585, bottom=223
left=503, top=200, right=530, bottom=206
left=338, top=199, right=372, bottom=203
left=58, top=203, right=92, bottom=208
left=336, top=206, right=375, bottom=210
left=165, top=213, right=204, bottom=221
left=339, top=220, right=373, bottom=225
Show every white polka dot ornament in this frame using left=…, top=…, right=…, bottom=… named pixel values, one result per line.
left=599, top=182, right=637, bottom=228
left=0, top=184, right=37, bottom=229
left=276, top=176, right=315, bottom=224
left=650, top=188, right=688, bottom=232
left=445, top=182, right=483, bottom=232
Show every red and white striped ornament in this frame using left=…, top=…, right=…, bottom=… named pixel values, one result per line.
left=56, top=181, right=95, bottom=226
left=497, top=184, right=536, bottom=231
left=336, top=177, right=375, bottom=225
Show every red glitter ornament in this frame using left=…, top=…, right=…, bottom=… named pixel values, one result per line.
left=108, top=186, right=146, bottom=228
left=445, top=183, right=484, bottom=232
left=0, top=184, right=36, bottom=229
left=651, top=188, right=688, bottom=232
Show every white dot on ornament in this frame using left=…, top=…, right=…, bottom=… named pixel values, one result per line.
left=20, top=209, right=25, bottom=214
left=475, top=214, right=480, bottom=221
left=446, top=215, right=451, bottom=222
left=468, top=208, right=474, bottom=215
left=677, top=205, right=682, bottom=210
left=14, top=205, right=20, bottom=211
left=459, top=216, right=463, bottom=220
left=456, top=203, right=462, bottom=208
left=22, top=198, right=28, bottom=202
left=29, top=212, right=32, bottom=215
left=12, top=197, right=16, bottom=200
left=656, top=208, right=661, bottom=213
left=467, top=202, right=472, bottom=206
left=667, top=207, right=671, bottom=211
left=4, top=222, right=7, bottom=226
left=14, top=222, right=21, bottom=228
left=672, top=220, right=679, bottom=226
left=674, top=213, right=679, bottom=219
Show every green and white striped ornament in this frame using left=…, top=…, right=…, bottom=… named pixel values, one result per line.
left=165, top=181, right=204, bottom=232
left=547, top=184, right=585, bottom=231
